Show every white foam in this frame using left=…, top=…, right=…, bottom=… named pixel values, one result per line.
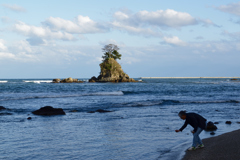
left=0, top=81, right=8, bottom=83
left=23, top=80, right=52, bottom=83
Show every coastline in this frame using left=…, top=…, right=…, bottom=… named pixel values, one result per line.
left=140, top=77, right=240, bottom=79
left=181, top=129, right=240, bottom=160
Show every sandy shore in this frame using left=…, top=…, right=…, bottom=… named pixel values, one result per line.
left=182, top=129, right=240, bottom=160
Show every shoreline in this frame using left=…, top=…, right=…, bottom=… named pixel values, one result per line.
left=181, top=129, right=240, bottom=160
left=140, top=77, right=240, bottom=79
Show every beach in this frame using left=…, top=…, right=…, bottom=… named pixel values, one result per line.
left=182, top=129, right=240, bottom=160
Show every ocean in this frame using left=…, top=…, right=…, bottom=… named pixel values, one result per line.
left=0, top=78, right=240, bottom=160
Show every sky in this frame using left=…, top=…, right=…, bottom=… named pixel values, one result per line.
left=0, top=0, right=240, bottom=78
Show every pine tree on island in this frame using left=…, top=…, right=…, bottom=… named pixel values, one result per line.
left=89, top=44, right=136, bottom=83
left=102, top=44, right=121, bottom=61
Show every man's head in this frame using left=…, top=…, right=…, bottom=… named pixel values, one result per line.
left=178, top=110, right=187, bottom=120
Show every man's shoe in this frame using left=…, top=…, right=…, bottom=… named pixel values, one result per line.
left=197, top=144, right=204, bottom=148
left=187, top=146, right=196, bottom=151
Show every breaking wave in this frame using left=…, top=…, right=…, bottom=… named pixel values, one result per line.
left=0, top=81, right=8, bottom=83
left=23, top=80, right=52, bottom=83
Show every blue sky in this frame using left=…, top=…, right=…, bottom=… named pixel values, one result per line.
left=0, top=0, right=240, bottom=78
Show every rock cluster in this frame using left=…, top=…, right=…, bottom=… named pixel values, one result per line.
left=205, top=121, right=218, bottom=131
left=53, top=77, right=83, bottom=83
left=89, top=58, right=137, bottom=83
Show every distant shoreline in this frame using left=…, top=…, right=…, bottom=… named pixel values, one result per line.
left=140, top=77, right=240, bottom=79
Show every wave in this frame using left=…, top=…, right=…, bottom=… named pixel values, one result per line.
left=0, top=91, right=124, bottom=101
left=23, top=80, right=52, bottom=83
left=0, top=81, right=8, bottom=83
left=117, top=99, right=240, bottom=108
left=86, top=91, right=124, bottom=96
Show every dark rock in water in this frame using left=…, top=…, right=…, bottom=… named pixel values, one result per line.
left=88, top=76, right=98, bottom=83
left=96, top=109, right=113, bottom=113
left=87, top=109, right=113, bottom=113
left=230, top=78, right=238, bottom=81
left=53, top=77, right=84, bottom=83
left=237, top=122, right=240, bottom=124
left=27, top=117, right=32, bottom=120
left=0, top=106, right=6, bottom=110
left=210, top=132, right=215, bottom=135
left=52, top=78, right=61, bottom=83
left=214, top=122, right=219, bottom=124
left=32, top=106, right=66, bottom=116
left=69, top=110, right=78, bottom=112
left=205, top=121, right=218, bottom=131
left=87, top=111, right=95, bottom=113
left=225, top=121, right=232, bottom=124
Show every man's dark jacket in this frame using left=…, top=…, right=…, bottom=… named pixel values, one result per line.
left=179, top=113, right=207, bottom=132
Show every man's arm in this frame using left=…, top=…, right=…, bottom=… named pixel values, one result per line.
left=179, top=120, right=188, bottom=131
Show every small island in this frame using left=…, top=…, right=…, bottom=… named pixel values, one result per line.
left=53, top=44, right=137, bottom=83
left=88, top=44, right=137, bottom=83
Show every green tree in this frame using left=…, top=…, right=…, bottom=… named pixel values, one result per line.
left=102, top=44, right=122, bottom=61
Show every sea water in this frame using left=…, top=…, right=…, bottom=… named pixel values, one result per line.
left=0, top=78, right=240, bottom=160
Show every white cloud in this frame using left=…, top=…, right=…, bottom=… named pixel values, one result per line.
left=43, top=15, right=108, bottom=34
left=0, top=39, right=7, bottom=50
left=111, top=9, right=216, bottom=38
left=14, top=21, right=76, bottom=43
left=216, top=2, right=240, bottom=16
left=2, top=4, right=26, bottom=12
left=113, top=9, right=198, bottom=28
left=112, top=21, right=163, bottom=37
left=163, top=36, right=187, bottom=46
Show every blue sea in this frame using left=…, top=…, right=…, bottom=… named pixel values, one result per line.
left=0, top=78, right=240, bottom=160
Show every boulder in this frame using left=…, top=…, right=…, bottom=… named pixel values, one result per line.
left=89, top=76, right=98, bottom=83
left=0, top=106, right=6, bottom=110
left=60, top=77, right=73, bottom=83
left=32, top=106, right=66, bottom=116
left=52, top=79, right=61, bottom=83
left=87, top=109, right=113, bottom=113
left=205, top=121, right=218, bottom=131
left=225, top=121, right=232, bottom=124
left=210, top=132, right=215, bottom=135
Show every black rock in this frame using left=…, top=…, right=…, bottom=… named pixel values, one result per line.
left=95, top=109, right=113, bottom=113
left=87, top=109, right=113, bottom=113
left=87, top=111, right=95, bottom=113
left=27, top=117, right=32, bottom=120
left=210, top=132, right=215, bottom=135
left=225, top=121, right=232, bottom=124
left=214, top=122, right=219, bottom=124
left=32, top=106, right=66, bottom=116
left=205, top=121, right=218, bottom=131
left=0, top=106, right=6, bottom=110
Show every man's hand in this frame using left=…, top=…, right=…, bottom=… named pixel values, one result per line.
left=191, top=130, right=195, bottom=133
left=175, top=130, right=180, bottom=132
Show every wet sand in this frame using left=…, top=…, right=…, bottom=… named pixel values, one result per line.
left=182, top=129, right=240, bottom=160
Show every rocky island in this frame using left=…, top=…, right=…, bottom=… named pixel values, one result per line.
left=89, top=44, right=137, bottom=83
left=52, top=44, right=137, bottom=83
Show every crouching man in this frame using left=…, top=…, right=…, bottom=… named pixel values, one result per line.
left=175, top=111, right=207, bottom=151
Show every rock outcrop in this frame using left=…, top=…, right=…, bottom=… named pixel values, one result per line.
left=0, top=106, right=6, bottom=110
left=89, top=58, right=137, bottom=83
left=52, top=77, right=84, bottom=83
left=32, top=106, right=66, bottom=116
left=205, top=121, right=218, bottom=131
